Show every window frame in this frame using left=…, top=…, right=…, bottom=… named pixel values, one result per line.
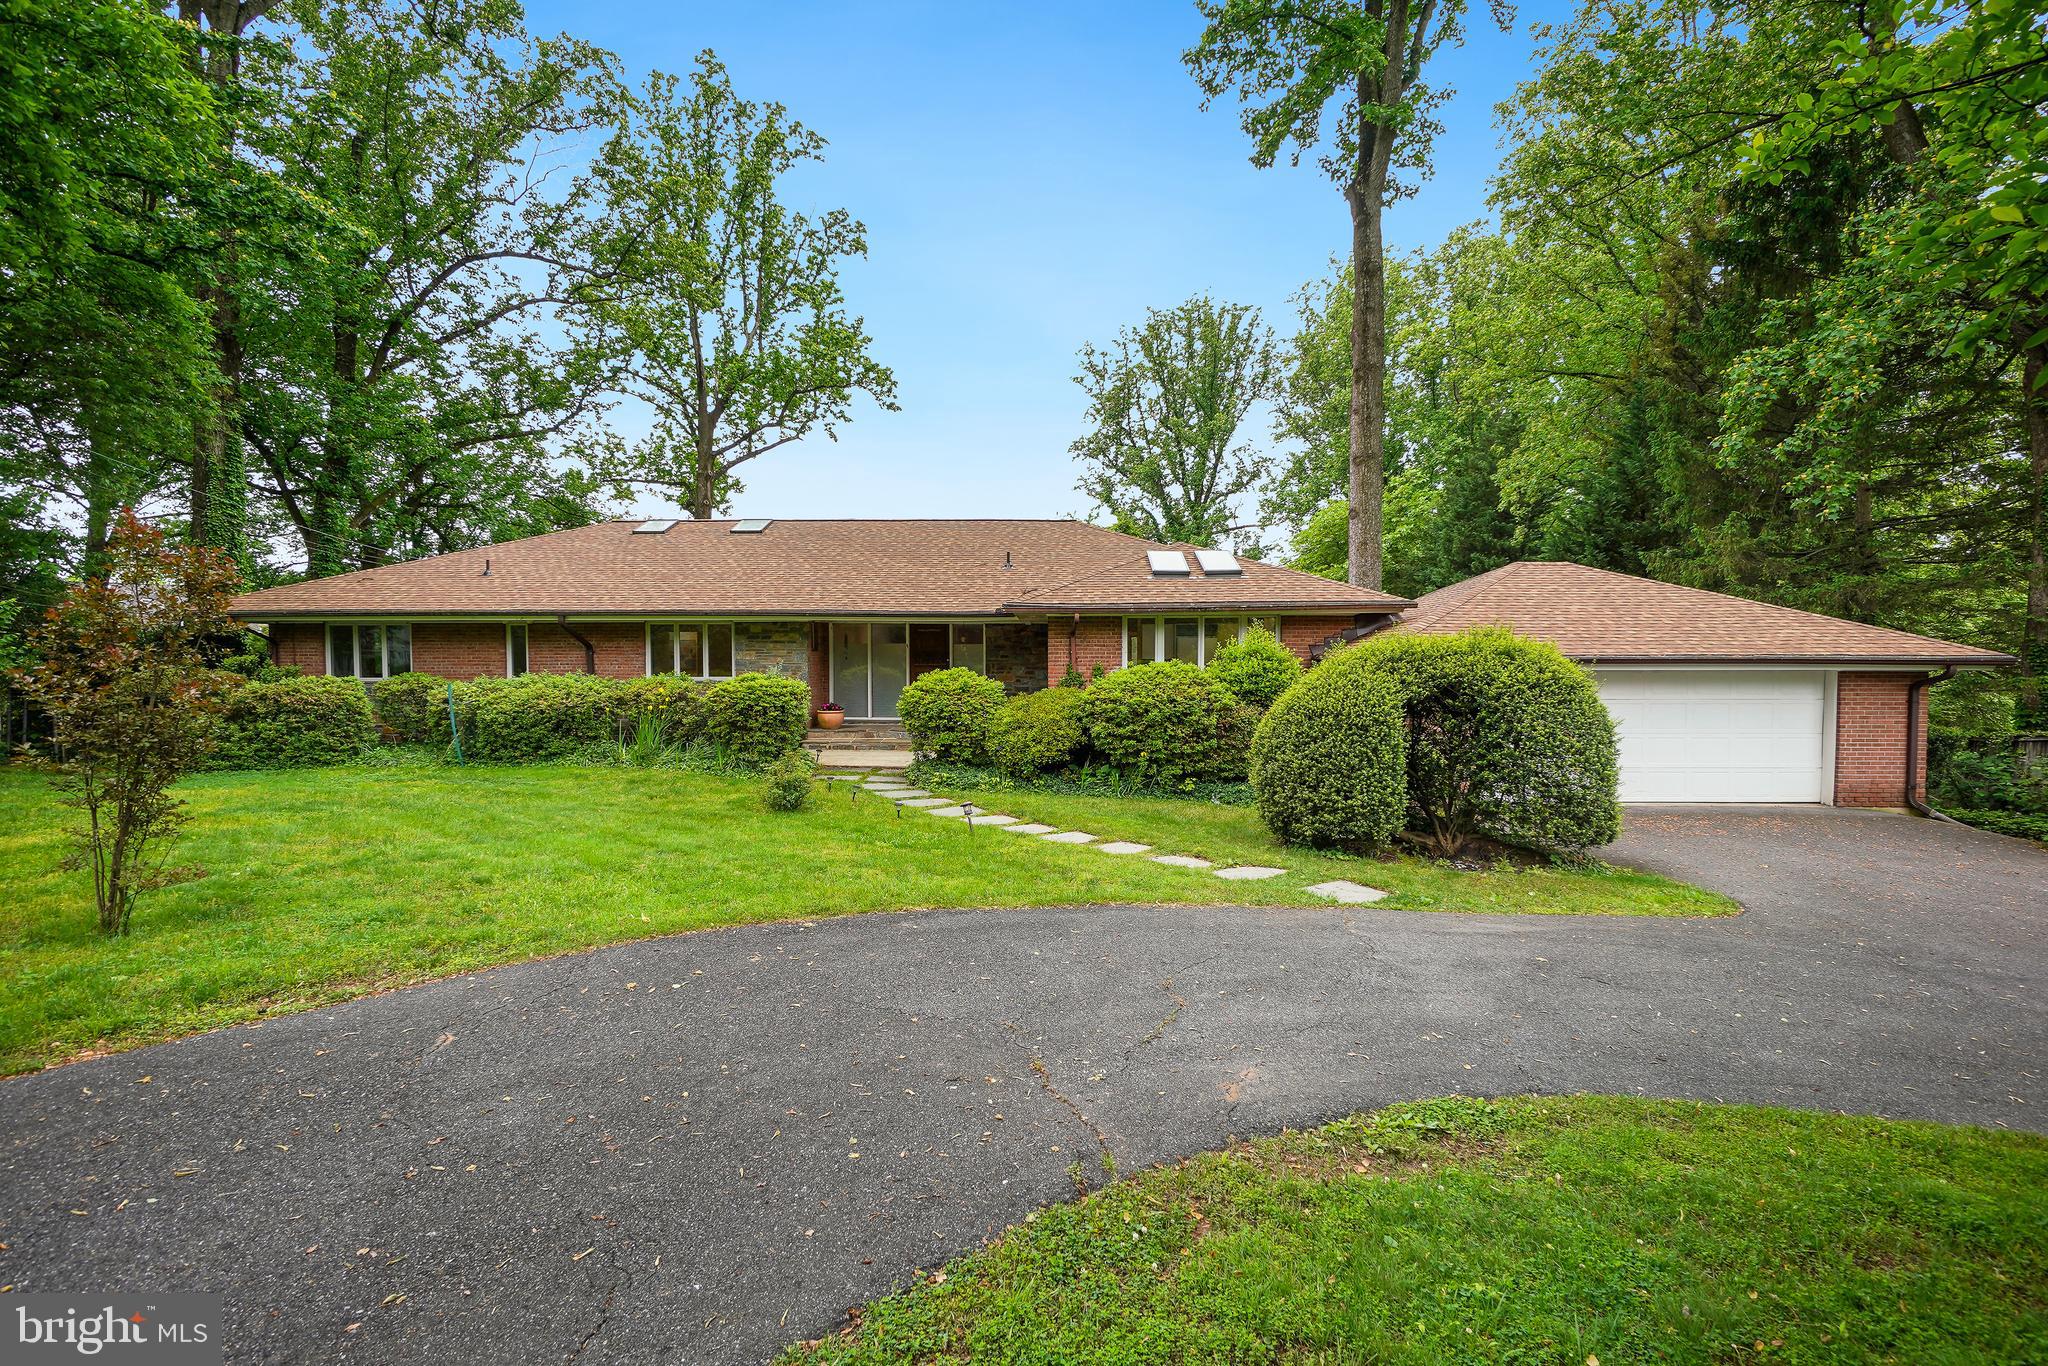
left=1119, top=615, right=1280, bottom=668
left=645, top=620, right=738, bottom=681
left=506, top=623, right=528, bottom=677
left=328, top=623, right=412, bottom=680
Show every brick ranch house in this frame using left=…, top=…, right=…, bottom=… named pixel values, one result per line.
left=229, top=518, right=2012, bottom=810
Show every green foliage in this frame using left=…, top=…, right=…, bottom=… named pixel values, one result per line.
left=1082, top=662, right=1242, bottom=789
left=371, top=672, right=455, bottom=746
left=586, top=54, right=897, bottom=518
left=618, top=674, right=707, bottom=745
left=209, top=676, right=377, bottom=772
left=1947, top=809, right=2048, bottom=846
left=461, top=674, right=628, bottom=763
left=1055, top=666, right=1086, bottom=689
left=899, top=668, right=1007, bottom=764
left=1069, top=295, right=1277, bottom=545
left=1205, top=626, right=1302, bottom=711
left=910, top=759, right=1259, bottom=808
left=1931, top=747, right=2048, bottom=817
left=985, top=688, right=1092, bottom=777
left=701, top=673, right=811, bottom=767
left=1248, top=656, right=1407, bottom=851
left=762, top=749, right=818, bottom=812
left=1356, top=628, right=1621, bottom=856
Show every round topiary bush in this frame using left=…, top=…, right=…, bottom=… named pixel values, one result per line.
left=898, top=667, right=1007, bottom=764
left=371, top=671, right=453, bottom=745
left=702, top=673, right=811, bottom=767
left=1249, top=659, right=1407, bottom=850
left=1354, top=626, right=1621, bottom=856
left=208, top=676, right=378, bottom=770
left=986, top=686, right=1091, bottom=776
left=1081, top=660, right=1241, bottom=789
left=1206, top=626, right=1303, bottom=711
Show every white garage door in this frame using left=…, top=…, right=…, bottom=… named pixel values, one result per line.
left=1594, top=669, right=1828, bottom=803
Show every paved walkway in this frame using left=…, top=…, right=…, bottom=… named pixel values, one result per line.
left=0, top=807, right=2039, bottom=1364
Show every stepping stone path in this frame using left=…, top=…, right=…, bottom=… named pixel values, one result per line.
left=839, top=767, right=1393, bottom=903
left=1304, top=880, right=1390, bottom=904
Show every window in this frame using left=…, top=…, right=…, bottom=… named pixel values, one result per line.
left=1122, top=616, right=1280, bottom=667
left=647, top=622, right=735, bottom=679
left=506, top=624, right=528, bottom=677
left=328, top=623, right=410, bottom=679
left=952, top=624, right=985, bottom=673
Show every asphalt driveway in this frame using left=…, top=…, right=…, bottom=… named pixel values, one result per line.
left=1, top=807, right=2041, bottom=1364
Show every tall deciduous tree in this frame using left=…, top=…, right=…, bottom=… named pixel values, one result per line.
left=589, top=55, right=896, bottom=520
left=13, top=512, right=239, bottom=935
left=1071, top=296, right=1279, bottom=547
left=1187, top=0, right=1510, bottom=590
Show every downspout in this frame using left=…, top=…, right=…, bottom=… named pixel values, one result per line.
left=555, top=614, right=597, bottom=675
left=1066, top=614, right=1078, bottom=677
left=1905, top=665, right=1956, bottom=821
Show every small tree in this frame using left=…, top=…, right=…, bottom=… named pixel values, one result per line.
left=14, top=512, right=240, bottom=934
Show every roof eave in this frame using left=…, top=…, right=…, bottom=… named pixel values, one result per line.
left=1566, top=653, right=2017, bottom=668
left=1003, top=600, right=1414, bottom=615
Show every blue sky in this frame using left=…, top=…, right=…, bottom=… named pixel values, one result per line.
left=524, top=0, right=1564, bottom=526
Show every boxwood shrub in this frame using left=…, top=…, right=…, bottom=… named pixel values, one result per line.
left=1081, top=661, right=1240, bottom=789
left=1206, top=626, right=1303, bottom=711
left=619, top=674, right=707, bottom=744
left=208, top=676, right=377, bottom=770
left=1355, top=626, right=1621, bottom=856
left=371, top=671, right=455, bottom=745
left=986, top=686, right=1091, bottom=776
left=462, top=673, right=629, bottom=762
left=702, top=673, right=811, bottom=766
left=1249, top=660, right=1406, bottom=850
left=899, top=667, right=1007, bottom=764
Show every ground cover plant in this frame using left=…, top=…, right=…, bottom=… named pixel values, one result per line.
left=0, top=763, right=1731, bottom=1073
left=782, top=1094, right=2048, bottom=1364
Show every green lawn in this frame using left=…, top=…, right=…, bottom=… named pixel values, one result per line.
left=0, top=764, right=1729, bottom=1074
left=782, top=1095, right=2048, bottom=1365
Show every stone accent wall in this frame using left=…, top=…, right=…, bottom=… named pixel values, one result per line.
left=986, top=623, right=1048, bottom=694
left=270, top=622, right=327, bottom=674
left=411, top=622, right=510, bottom=679
left=807, top=625, right=830, bottom=712
left=735, top=621, right=808, bottom=680
left=1835, top=671, right=1925, bottom=807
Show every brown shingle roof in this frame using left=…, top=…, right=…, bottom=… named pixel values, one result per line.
left=228, top=519, right=1409, bottom=620
left=1396, top=561, right=2013, bottom=666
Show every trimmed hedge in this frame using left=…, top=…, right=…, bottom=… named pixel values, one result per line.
left=372, top=672, right=454, bottom=744
left=462, top=673, right=628, bottom=762
left=701, top=673, right=810, bottom=766
left=1249, top=659, right=1407, bottom=850
left=986, top=686, right=1091, bottom=776
left=620, top=674, right=707, bottom=745
left=208, top=676, right=377, bottom=770
left=1353, top=627, right=1621, bottom=856
left=1081, top=661, right=1241, bottom=789
left=899, top=667, right=1007, bottom=764
left=1206, top=626, right=1302, bottom=711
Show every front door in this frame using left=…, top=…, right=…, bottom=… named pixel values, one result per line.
left=909, top=624, right=950, bottom=682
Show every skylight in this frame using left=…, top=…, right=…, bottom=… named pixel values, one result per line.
left=1193, top=548, right=1242, bottom=575
left=732, top=519, right=773, bottom=533
left=634, top=520, right=676, bottom=534
left=1146, top=550, right=1191, bottom=576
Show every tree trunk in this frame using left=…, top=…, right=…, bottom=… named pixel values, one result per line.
left=2020, top=339, right=2048, bottom=729
left=1344, top=70, right=1395, bottom=593
left=691, top=412, right=717, bottom=519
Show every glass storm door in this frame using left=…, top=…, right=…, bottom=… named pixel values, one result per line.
left=870, top=624, right=910, bottom=718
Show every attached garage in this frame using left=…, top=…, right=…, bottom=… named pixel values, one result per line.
left=1393, top=562, right=2013, bottom=809
left=1593, top=669, right=1828, bottom=803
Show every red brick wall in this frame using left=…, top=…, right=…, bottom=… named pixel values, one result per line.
left=1280, top=615, right=1359, bottom=660
left=1045, top=617, right=1125, bottom=683
left=523, top=622, right=645, bottom=679
left=411, top=622, right=510, bottom=679
left=271, top=622, right=327, bottom=673
left=1834, top=671, right=1926, bottom=807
